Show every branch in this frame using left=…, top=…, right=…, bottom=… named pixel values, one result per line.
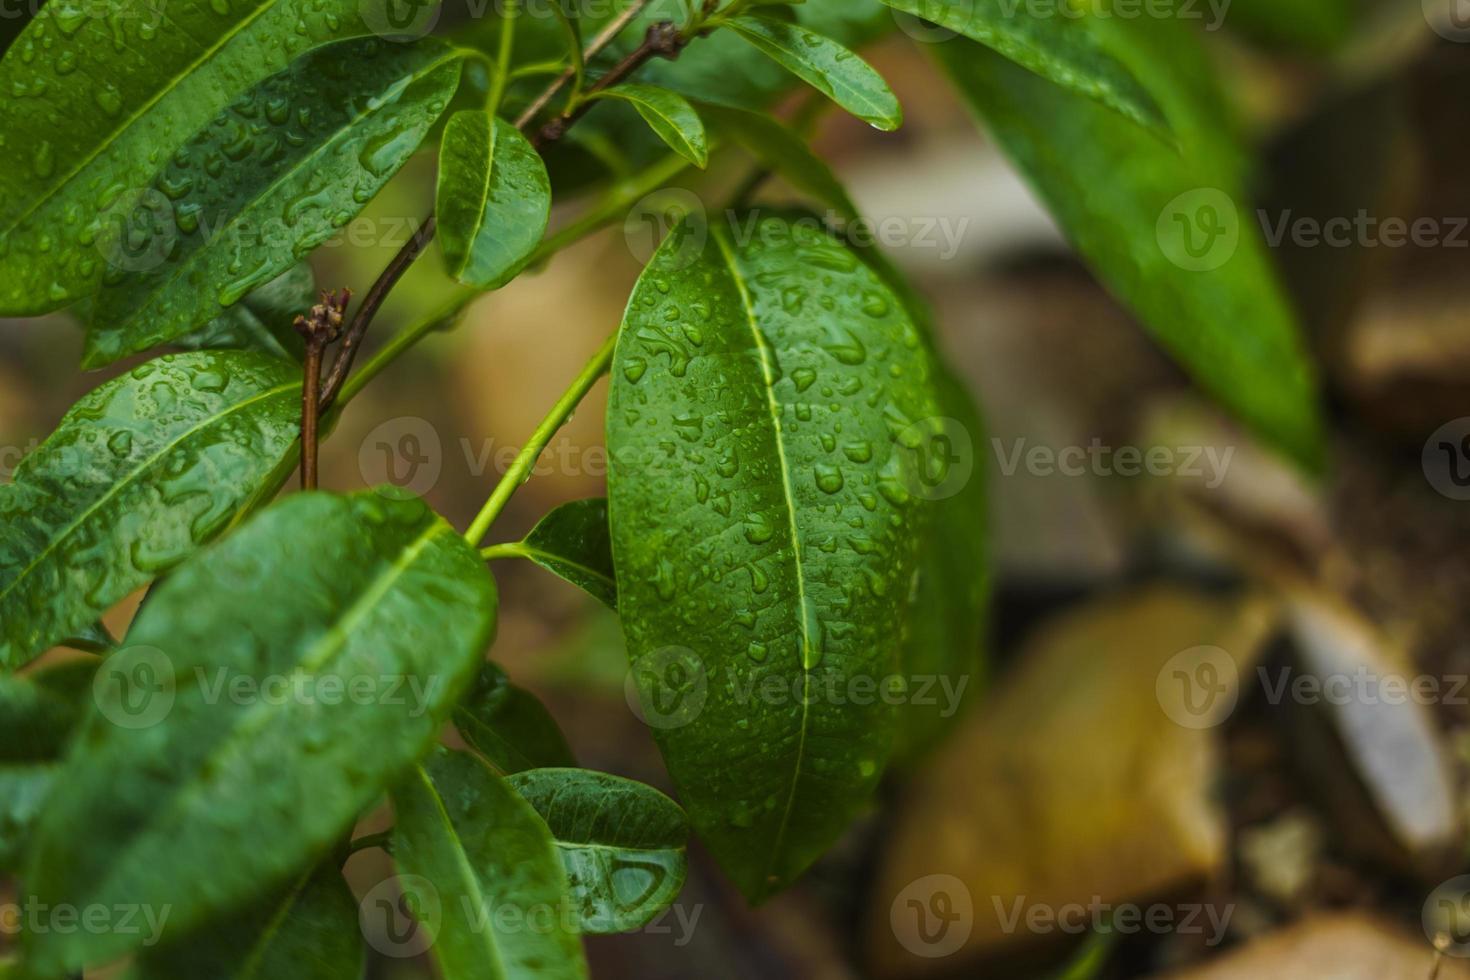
left=317, top=13, right=695, bottom=416
left=294, top=289, right=350, bottom=489
left=513, top=0, right=657, bottom=130
left=317, top=215, right=435, bottom=413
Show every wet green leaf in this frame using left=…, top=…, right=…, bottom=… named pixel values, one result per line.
left=23, top=491, right=496, bottom=973
left=725, top=15, right=901, bottom=131
left=127, top=864, right=364, bottom=980
left=508, top=768, right=688, bottom=934
left=177, top=264, right=316, bottom=362
left=0, top=0, right=374, bottom=315
left=504, top=499, right=617, bottom=610
left=437, top=111, right=552, bottom=290
left=391, top=747, right=588, bottom=980
left=588, top=84, right=709, bottom=168
left=934, top=20, right=1324, bottom=467
left=454, top=662, right=576, bottom=775
left=880, top=0, right=1165, bottom=131
left=607, top=212, right=944, bottom=900
left=84, top=37, right=462, bottom=368
left=0, top=351, right=301, bottom=671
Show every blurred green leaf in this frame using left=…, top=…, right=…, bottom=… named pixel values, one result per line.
left=454, top=662, right=577, bottom=775
left=700, top=103, right=859, bottom=218
left=934, top=19, right=1324, bottom=468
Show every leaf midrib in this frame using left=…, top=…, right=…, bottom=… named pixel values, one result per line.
left=99, top=48, right=460, bottom=338
left=0, top=379, right=298, bottom=617
left=87, top=517, right=453, bottom=909
left=411, top=763, right=513, bottom=980
left=0, top=0, right=282, bottom=239
left=709, top=223, right=812, bottom=890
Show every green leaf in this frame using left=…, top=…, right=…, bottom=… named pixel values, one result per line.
left=607, top=211, right=944, bottom=900
left=127, top=864, right=364, bottom=980
left=0, top=0, right=375, bottom=315
left=879, top=0, right=1165, bottom=131
left=84, top=37, right=462, bottom=368
left=507, top=768, right=688, bottom=934
left=454, top=662, right=576, bottom=775
left=23, top=491, right=496, bottom=973
left=0, top=659, right=96, bottom=762
left=699, top=103, right=859, bottom=220
left=390, top=748, right=588, bottom=980
left=0, top=351, right=301, bottom=671
left=436, top=111, right=552, bottom=290
left=177, top=264, right=316, bottom=361
left=933, top=22, right=1324, bottom=467
left=724, top=15, right=902, bottom=131
left=0, top=766, right=54, bottom=873
left=588, top=84, right=709, bottom=168
left=503, top=499, right=617, bottom=610
left=1223, top=0, right=1359, bottom=53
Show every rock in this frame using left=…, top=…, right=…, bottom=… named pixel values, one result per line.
left=870, top=588, right=1279, bottom=977
left=1273, top=593, right=1462, bottom=878
left=1151, top=911, right=1465, bottom=979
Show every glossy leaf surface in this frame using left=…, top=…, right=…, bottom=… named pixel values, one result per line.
left=85, top=37, right=462, bottom=367
left=725, top=16, right=901, bottom=131
left=454, top=662, right=576, bottom=775
left=508, top=498, right=617, bottom=610
left=177, top=263, right=315, bottom=361
left=0, top=351, right=300, bottom=671
left=509, top=768, right=688, bottom=934
left=391, top=748, right=588, bottom=980
left=437, top=111, right=552, bottom=290
left=588, top=84, right=709, bottom=168
left=0, top=0, right=373, bottom=315
left=607, top=212, right=942, bottom=900
left=934, top=21, right=1324, bottom=466
left=23, top=491, right=496, bottom=972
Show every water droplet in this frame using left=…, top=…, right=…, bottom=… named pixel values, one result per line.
left=622, top=357, right=647, bottom=384
left=814, top=463, right=844, bottom=495
left=743, top=512, right=775, bottom=545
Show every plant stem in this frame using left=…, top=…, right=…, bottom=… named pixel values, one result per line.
left=486, top=0, right=519, bottom=114
left=531, top=150, right=697, bottom=262
left=480, top=542, right=527, bottom=562
left=300, top=338, right=324, bottom=489
left=463, top=332, right=617, bottom=546
left=514, top=0, right=657, bottom=130
left=532, top=21, right=688, bottom=149
left=338, top=293, right=474, bottom=406
left=319, top=215, right=437, bottom=413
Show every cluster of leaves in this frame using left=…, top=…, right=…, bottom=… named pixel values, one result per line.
left=0, top=0, right=1324, bottom=975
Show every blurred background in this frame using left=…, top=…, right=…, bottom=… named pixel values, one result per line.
left=4, top=0, right=1470, bottom=976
